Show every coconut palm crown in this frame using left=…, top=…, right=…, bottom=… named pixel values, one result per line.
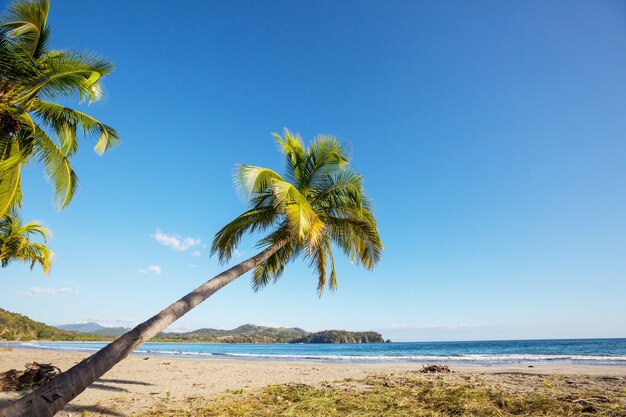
left=0, top=0, right=118, bottom=217
left=211, top=129, right=383, bottom=294
left=0, top=214, right=52, bottom=273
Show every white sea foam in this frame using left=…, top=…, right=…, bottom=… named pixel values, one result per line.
left=10, top=343, right=626, bottom=364
left=203, top=352, right=626, bottom=363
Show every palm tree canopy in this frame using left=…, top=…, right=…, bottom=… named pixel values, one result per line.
left=211, top=129, right=383, bottom=295
left=0, top=0, right=118, bottom=218
left=0, top=213, right=53, bottom=273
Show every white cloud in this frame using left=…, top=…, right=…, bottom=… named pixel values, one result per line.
left=234, top=249, right=243, bottom=258
left=191, top=250, right=202, bottom=257
left=139, top=265, right=162, bottom=274
left=22, top=287, right=76, bottom=297
left=151, top=229, right=201, bottom=251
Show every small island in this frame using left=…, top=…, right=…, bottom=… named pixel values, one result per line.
left=290, top=330, right=384, bottom=344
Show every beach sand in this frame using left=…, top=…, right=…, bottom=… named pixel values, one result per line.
left=1, top=347, right=625, bottom=416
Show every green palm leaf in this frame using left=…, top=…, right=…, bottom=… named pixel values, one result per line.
left=0, top=0, right=118, bottom=221
left=2, top=0, right=49, bottom=58
left=0, top=213, right=52, bottom=273
left=33, top=127, right=77, bottom=209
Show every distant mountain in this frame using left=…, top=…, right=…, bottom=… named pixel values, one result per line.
left=58, top=322, right=107, bottom=333
left=58, top=322, right=129, bottom=337
left=153, top=324, right=309, bottom=343
left=3, top=309, right=386, bottom=344
left=0, top=309, right=108, bottom=341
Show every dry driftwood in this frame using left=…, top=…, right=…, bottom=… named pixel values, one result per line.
left=420, top=364, right=451, bottom=373
left=0, top=362, right=61, bottom=391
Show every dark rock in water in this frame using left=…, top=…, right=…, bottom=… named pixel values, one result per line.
left=385, top=339, right=392, bottom=343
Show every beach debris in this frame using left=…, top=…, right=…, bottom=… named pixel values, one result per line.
left=419, top=364, right=451, bottom=374
left=0, top=362, right=61, bottom=391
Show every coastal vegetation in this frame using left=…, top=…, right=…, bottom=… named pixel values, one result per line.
left=290, top=330, right=384, bottom=344
left=3, top=129, right=383, bottom=416
left=0, top=0, right=117, bottom=271
left=1, top=309, right=384, bottom=344
left=0, top=308, right=109, bottom=342
left=141, top=374, right=626, bottom=417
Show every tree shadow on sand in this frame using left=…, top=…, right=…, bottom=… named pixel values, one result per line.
left=63, top=404, right=126, bottom=417
left=88, top=383, right=130, bottom=393
left=97, top=378, right=154, bottom=386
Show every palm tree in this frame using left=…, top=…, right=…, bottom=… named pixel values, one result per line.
left=0, top=0, right=118, bottom=218
left=0, top=129, right=383, bottom=417
left=0, top=213, right=52, bottom=273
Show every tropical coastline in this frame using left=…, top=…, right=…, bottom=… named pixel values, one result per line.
left=4, top=338, right=626, bottom=366
left=1, top=0, right=625, bottom=416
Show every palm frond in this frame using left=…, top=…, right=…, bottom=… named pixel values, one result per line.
left=32, top=100, right=119, bottom=155
left=252, top=237, right=299, bottom=291
left=235, top=165, right=285, bottom=201
left=310, top=167, right=363, bottom=208
left=271, top=178, right=325, bottom=247
left=308, top=235, right=328, bottom=295
left=1, top=0, right=50, bottom=58
left=0, top=141, right=22, bottom=217
left=32, top=127, right=77, bottom=209
left=211, top=206, right=277, bottom=263
left=323, top=214, right=382, bottom=270
left=273, top=128, right=306, bottom=185
left=16, top=51, right=113, bottom=104
left=301, top=134, right=349, bottom=189
left=0, top=213, right=52, bottom=273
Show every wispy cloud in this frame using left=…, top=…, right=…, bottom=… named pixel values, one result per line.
left=22, top=287, right=76, bottom=297
left=86, top=317, right=137, bottom=328
left=151, top=229, right=201, bottom=251
left=139, top=265, right=162, bottom=274
left=234, top=249, right=243, bottom=258
left=259, top=321, right=283, bottom=328
left=191, top=250, right=202, bottom=257
left=389, top=323, right=482, bottom=330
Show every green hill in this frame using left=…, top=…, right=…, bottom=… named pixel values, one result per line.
left=0, top=308, right=108, bottom=341
left=153, top=324, right=309, bottom=343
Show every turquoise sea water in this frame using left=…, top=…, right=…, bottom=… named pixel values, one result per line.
left=7, top=338, right=626, bottom=366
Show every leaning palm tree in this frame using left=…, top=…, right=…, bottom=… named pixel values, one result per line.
left=0, top=213, right=52, bottom=273
left=0, top=0, right=118, bottom=218
left=0, top=129, right=383, bottom=417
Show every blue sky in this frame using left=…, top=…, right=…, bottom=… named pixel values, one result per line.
left=2, top=0, right=625, bottom=341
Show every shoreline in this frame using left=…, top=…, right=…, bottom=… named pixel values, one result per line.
left=2, top=348, right=626, bottom=416
left=4, top=341, right=626, bottom=367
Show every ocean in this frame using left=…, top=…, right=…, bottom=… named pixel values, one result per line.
left=7, top=338, right=626, bottom=366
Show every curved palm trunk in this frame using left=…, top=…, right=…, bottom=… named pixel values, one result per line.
left=0, top=240, right=288, bottom=417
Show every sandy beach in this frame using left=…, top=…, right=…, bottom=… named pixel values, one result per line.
left=1, top=347, right=625, bottom=416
